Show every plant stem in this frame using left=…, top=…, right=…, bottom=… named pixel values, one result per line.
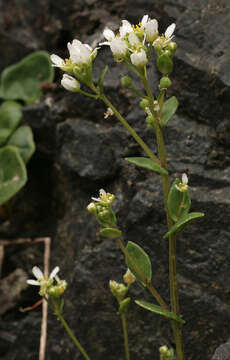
left=142, top=74, right=184, bottom=360
left=52, top=300, right=90, bottom=360
left=116, top=238, right=169, bottom=312
left=121, top=313, right=130, bottom=360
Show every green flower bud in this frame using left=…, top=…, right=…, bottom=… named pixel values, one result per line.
left=121, top=75, right=132, bottom=87
left=146, top=115, right=155, bottom=129
left=157, top=53, right=173, bottom=75
left=87, top=202, right=98, bottom=215
left=109, top=280, right=128, bottom=301
left=139, top=98, right=149, bottom=109
left=159, top=77, right=172, bottom=89
left=167, top=41, right=177, bottom=54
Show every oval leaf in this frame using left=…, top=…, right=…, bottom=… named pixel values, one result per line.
left=161, top=96, right=178, bottom=127
left=125, top=241, right=152, bottom=287
left=168, top=178, right=191, bottom=223
left=99, top=227, right=122, bottom=238
left=0, top=101, right=22, bottom=146
left=0, top=146, right=27, bottom=205
left=98, top=65, right=108, bottom=94
left=135, top=300, right=185, bottom=324
left=7, top=125, right=35, bottom=164
left=125, top=157, right=168, bottom=176
left=163, top=212, right=205, bottom=239
left=0, top=51, right=54, bottom=104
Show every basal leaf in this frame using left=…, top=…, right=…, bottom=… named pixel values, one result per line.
left=7, top=125, right=35, bottom=164
left=0, top=101, right=22, bottom=146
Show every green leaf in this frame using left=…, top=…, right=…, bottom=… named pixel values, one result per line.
left=0, top=51, right=54, bottom=104
left=98, top=65, right=108, bottom=94
left=125, top=241, right=152, bottom=287
left=168, top=179, right=191, bottom=223
left=161, top=96, right=178, bottom=127
left=0, top=146, right=27, bottom=205
left=163, top=212, right=205, bottom=239
left=7, top=125, right=35, bottom=164
left=125, top=157, right=168, bottom=176
left=135, top=300, right=185, bottom=324
left=0, top=101, right=22, bottom=146
left=99, top=227, right=122, bottom=238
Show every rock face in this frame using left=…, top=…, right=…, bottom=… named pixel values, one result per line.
left=1, top=1, right=230, bottom=359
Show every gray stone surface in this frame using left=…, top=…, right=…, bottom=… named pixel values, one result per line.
left=0, top=1, right=230, bottom=359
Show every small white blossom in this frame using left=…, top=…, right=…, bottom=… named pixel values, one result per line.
left=130, top=49, right=148, bottom=67
left=67, top=39, right=96, bottom=65
left=61, top=74, right=80, bottom=92
left=175, top=173, right=189, bottom=192
left=104, top=107, right=114, bottom=119
left=100, top=28, right=128, bottom=57
left=27, top=266, right=60, bottom=287
left=50, top=54, right=64, bottom=67
left=123, top=269, right=136, bottom=284
left=119, top=20, right=133, bottom=38
left=128, top=32, right=141, bottom=47
left=92, top=189, right=115, bottom=205
left=144, top=19, right=158, bottom=42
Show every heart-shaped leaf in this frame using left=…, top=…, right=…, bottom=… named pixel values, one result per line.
left=0, top=51, right=54, bottom=104
left=0, top=146, right=27, bottom=205
left=168, top=178, right=191, bottom=222
left=163, top=212, right=205, bottom=239
left=125, top=157, right=168, bottom=176
left=125, top=241, right=152, bottom=287
left=7, top=125, right=35, bottom=164
left=0, top=101, right=22, bottom=146
left=161, top=96, right=178, bottom=127
left=135, top=300, right=185, bottom=324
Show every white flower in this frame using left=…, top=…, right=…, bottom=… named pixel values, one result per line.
left=175, top=173, right=189, bottom=192
left=140, top=15, right=149, bottom=29
left=123, top=269, right=136, bottom=284
left=67, top=39, right=95, bottom=65
left=130, top=49, right=148, bottom=67
left=27, top=266, right=60, bottom=286
left=144, top=19, right=158, bottom=42
left=91, top=189, right=115, bottom=205
left=128, top=32, right=141, bottom=47
left=61, top=74, right=80, bottom=92
left=119, top=20, right=133, bottom=38
left=165, top=23, right=176, bottom=41
left=100, top=28, right=128, bottom=57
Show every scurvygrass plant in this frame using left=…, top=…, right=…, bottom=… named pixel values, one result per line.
left=27, top=14, right=205, bottom=359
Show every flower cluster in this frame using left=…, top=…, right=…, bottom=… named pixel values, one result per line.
left=87, top=189, right=117, bottom=228
left=27, top=266, right=67, bottom=297
left=50, top=15, right=176, bottom=92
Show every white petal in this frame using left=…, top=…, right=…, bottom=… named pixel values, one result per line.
left=141, top=15, right=149, bottom=26
left=50, top=54, right=63, bottom=67
left=32, top=266, right=44, bottom=280
left=165, top=23, right=176, bottom=39
left=99, top=189, right=106, bottom=196
left=128, top=32, right=140, bottom=47
left=182, top=173, right=188, bottom=185
left=27, top=279, right=40, bottom=286
left=50, top=266, right=60, bottom=279
left=99, top=41, right=110, bottom=46
left=103, top=28, right=115, bottom=41
left=119, top=20, right=133, bottom=38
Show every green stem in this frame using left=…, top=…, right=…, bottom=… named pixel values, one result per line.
left=79, top=89, right=99, bottom=98
left=127, top=85, right=147, bottom=99
left=142, top=74, right=184, bottom=360
left=52, top=299, right=90, bottom=360
left=121, top=313, right=130, bottom=360
left=100, top=93, right=160, bottom=166
left=116, top=238, right=169, bottom=312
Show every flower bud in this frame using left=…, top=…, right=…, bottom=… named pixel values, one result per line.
left=87, top=202, right=98, bottom=215
left=167, top=41, right=177, bottom=54
left=145, top=19, right=158, bottom=42
left=139, top=98, right=149, bottom=109
left=109, top=280, right=128, bottom=301
left=159, top=77, right=172, bottom=89
left=121, top=75, right=132, bottom=88
left=61, top=74, right=80, bottom=92
left=130, top=49, right=148, bottom=68
left=154, top=43, right=163, bottom=57
left=123, top=269, right=136, bottom=284
left=146, top=115, right=155, bottom=129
